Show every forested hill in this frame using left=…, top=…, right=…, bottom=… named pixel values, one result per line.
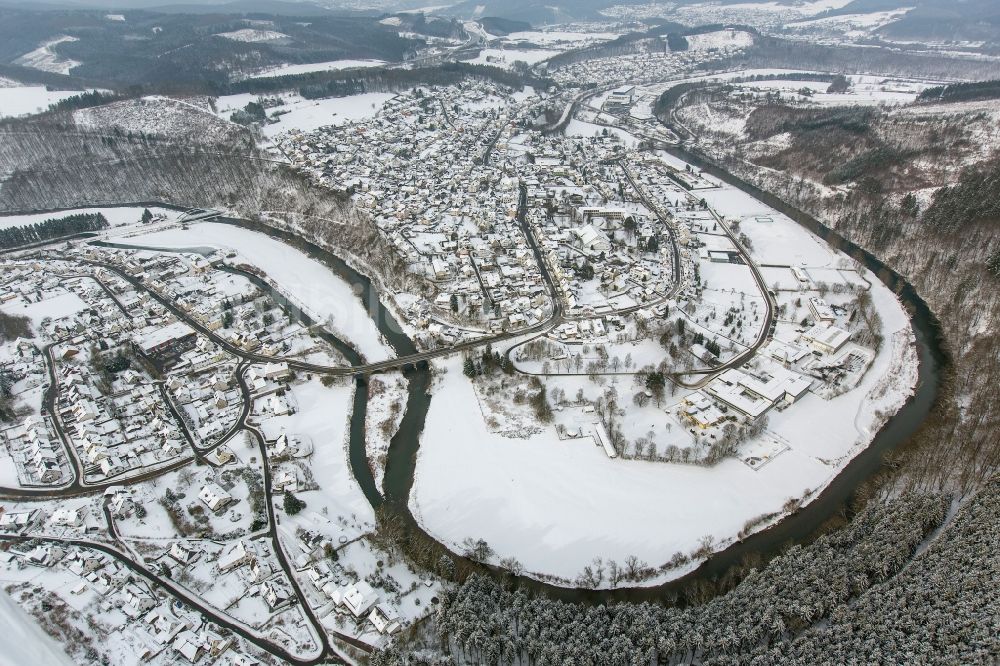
left=922, top=157, right=1000, bottom=228
left=388, top=489, right=999, bottom=665
left=0, top=6, right=420, bottom=90
left=918, top=80, right=1000, bottom=104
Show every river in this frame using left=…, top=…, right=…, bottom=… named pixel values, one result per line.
left=79, top=180, right=945, bottom=603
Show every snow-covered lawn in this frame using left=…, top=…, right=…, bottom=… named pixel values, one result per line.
left=128, top=222, right=394, bottom=362
left=1, top=292, right=89, bottom=328
left=246, top=60, right=386, bottom=79
left=365, top=374, right=407, bottom=494
left=0, top=86, right=98, bottom=119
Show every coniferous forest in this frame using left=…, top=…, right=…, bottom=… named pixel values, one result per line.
left=0, top=212, right=108, bottom=250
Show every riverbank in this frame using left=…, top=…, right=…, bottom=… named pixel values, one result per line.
left=11, top=187, right=945, bottom=602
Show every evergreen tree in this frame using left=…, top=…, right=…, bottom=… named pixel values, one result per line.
left=283, top=492, right=306, bottom=515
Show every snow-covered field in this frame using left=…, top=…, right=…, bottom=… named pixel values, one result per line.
left=503, top=30, right=620, bottom=47
left=1, top=291, right=89, bottom=328
left=731, top=74, right=932, bottom=106
left=127, top=222, right=394, bottom=362
left=246, top=59, right=387, bottom=79
left=212, top=91, right=393, bottom=138
left=410, top=157, right=918, bottom=586
left=469, top=48, right=560, bottom=69
left=566, top=118, right=640, bottom=147
left=0, top=206, right=179, bottom=231
left=263, top=92, right=394, bottom=137
left=215, top=29, right=290, bottom=43
left=13, top=36, right=80, bottom=75
left=0, top=86, right=96, bottom=119
left=686, top=29, right=755, bottom=51
left=786, top=7, right=913, bottom=37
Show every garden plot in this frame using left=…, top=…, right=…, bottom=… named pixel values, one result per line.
left=1, top=291, right=89, bottom=328
left=116, top=465, right=255, bottom=541
left=692, top=260, right=766, bottom=350
left=0, top=577, right=84, bottom=666
left=0, top=448, right=20, bottom=487
left=573, top=276, right=637, bottom=312
left=203, top=568, right=272, bottom=626
left=512, top=336, right=668, bottom=376
left=566, top=119, right=640, bottom=147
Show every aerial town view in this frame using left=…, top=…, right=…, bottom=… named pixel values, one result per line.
left=0, top=0, right=997, bottom=664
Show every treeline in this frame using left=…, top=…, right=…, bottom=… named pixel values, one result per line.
left=706, top=36, right=1000, bottom=81
left=45, top=90, right=124, bottom=114
left=763, top=482, right=1000, bottom=666
left=544, top=23, right=686, bottom=69
left=226, top=62, right=550, bottom=100
left=918, top=79, right=1000, bottom=103
left=744, top=105, right=876, bottom=140
left=653, top=82, right=704, bottom=119
left=0, top=312, right=32, bottom=342
left=0, top=212, right=108, bottom=250
left=921, top=155, right=1000, bottom=234
left=0, top=122, right=257, bottom=212
left=415, top=493, right=950, bottom=665
left=733, top=72, right=835, bottom=84
left=0, top=63, right=94, bottom=90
